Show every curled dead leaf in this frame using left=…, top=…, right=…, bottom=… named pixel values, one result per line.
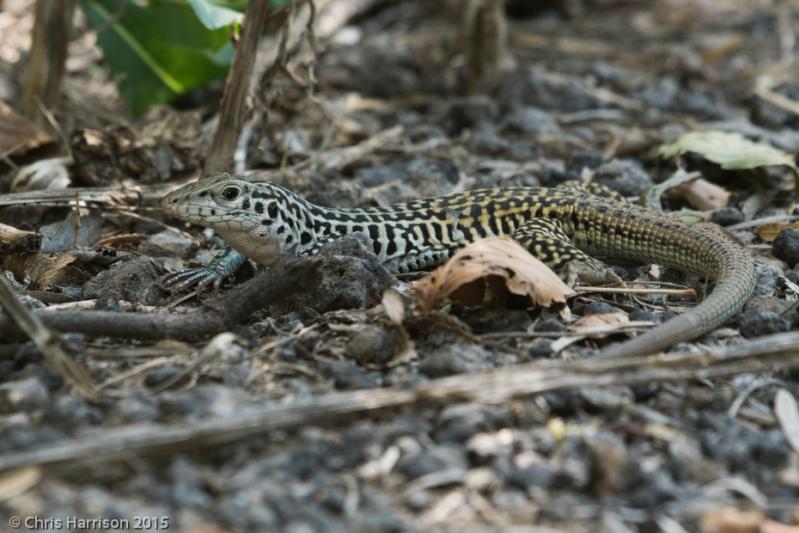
left=568, top=312, right=630, bottom=335
left=411, top=237, right=574, bottom=311
left=756, top=221, right=799, bottom=242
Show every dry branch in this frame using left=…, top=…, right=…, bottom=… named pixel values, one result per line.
left=1, top=331, right=798, bottom=473
left=0, top=255, right=321, bottom=342
left=205, top=0, right=271, bottom=173
left=20, top=0, right=76, bottom=123
left=0, top=223, right=41, bottom=254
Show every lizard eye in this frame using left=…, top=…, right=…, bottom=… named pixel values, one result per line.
left=267, top=202, right=279, bottom=218
left=222, top=186, right=240, bottom=201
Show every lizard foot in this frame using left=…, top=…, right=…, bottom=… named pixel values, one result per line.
left=159, top=267, right=225, bottom=293
left=159, top=248, right=248, bottom=293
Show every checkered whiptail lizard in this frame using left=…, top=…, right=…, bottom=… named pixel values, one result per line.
left=161, top=172, right=757, bottom=358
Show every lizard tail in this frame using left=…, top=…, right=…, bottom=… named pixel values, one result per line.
left=596, top=232, right=757, bottom=358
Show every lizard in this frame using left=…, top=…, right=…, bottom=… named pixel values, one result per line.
left=160, top=172, right=757, bottom=358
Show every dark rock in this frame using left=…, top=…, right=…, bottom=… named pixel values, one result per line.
left=286, top=235, right=396, bottom=313
left=591, top=62, right=643, bottom=92
left=158, top=391, right=212, bottom=420
left=144, top=365, right=184, bottom=389
left=45, top=394, right=104, bottom=428
left=0, top=426, right=65, bottom=453
left=542, top=391, right=580, bottom=416
left=318, top=44, right=428, bottom=98
left=710, top=207, right=745, bottom=226
left=637, top=77, right=679, bottom=110
left=567, top=151, right=605, bottom=173
left=751, top=93, right=798, bottom=129
left=592, top=159, right=653, bottom=196
left=738, top=308, right=791, bottom=338
left=324, top=360, right=381, bottom=390
left=0, top=377, right=49, bottom=413
left=581, top=301, right=620, bottom=316
left=505, top=465, right=557, bottom=490
left=434, top=404, right=509, bottom=443
left=139, top=230, right=196, bottom=258
left=459, top=308, right=531, bottom=335
left=627, top=469, right=678, bottom=507
left=445, top=96, right=498, bottom=133
left=112, top=392, right=159, bottom=423
left=82, top=256, right=162, bottom=305
left=587, top=431, right=633, bottom=492
left=169, top=456, right=212, bottom=509
left=500, top=105, right=560, bottom=136
left=95, top=292, right=123, bottom=312
left=346, top=326, right=397, bottom=366
left=773, top=228, right=799, bottom=268
left=744, top=296, right=793, bottom=315
left=580, top=387, right=633, bottom=411
left=396, top=445, right=467, bottom=480
left=356, top=163, right=408, bottom=188
left=628, top=310, right=662, bottom=324
left=528, top=338, right=553, bottom=358
left=754, top=263, right=784, bottom=296
left=418, top=345, right=493, bottom=378
left=498, top=67, right=603, bottom=112
left=533, top=318, right=566, bottom=333
left=753, top=429, right=790, bottom=468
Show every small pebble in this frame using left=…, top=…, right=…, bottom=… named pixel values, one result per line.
left=346, top=326, right=396, bottom=366
left=773, top=228, right=799, bottom=268
left=710, top=207, right=744, bottom=226
left=144, top=365, right=184, bottom=389
left=533, top=318, right=566, bottom=333
left=738, top=308, right=792, bottom=338
left=581, top=301, right=620, bottom=316
left=592, top=159, right=653, bottom=196
left=0, top=377, right=49, bottom=413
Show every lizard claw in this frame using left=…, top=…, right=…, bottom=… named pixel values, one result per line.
left=159, top=267, right=224, bottom=293
left=158, top=248, right=248, bottom=293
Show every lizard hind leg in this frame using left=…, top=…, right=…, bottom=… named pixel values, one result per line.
left=512, top=218, right=621, bottom=285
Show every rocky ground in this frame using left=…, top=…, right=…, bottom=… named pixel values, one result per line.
left=1, top=1, right=799, bottom=531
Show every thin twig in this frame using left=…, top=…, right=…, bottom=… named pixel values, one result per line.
left=2, top=331, right=799, bottom=472
left=575, top=286, right=697, bottom=297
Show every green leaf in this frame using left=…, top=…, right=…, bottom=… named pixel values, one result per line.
left=188, top=0, right=242, bottom=30
left=80, top=0, right=233, bottom=115
left=659, top=130, right=798, bottom=175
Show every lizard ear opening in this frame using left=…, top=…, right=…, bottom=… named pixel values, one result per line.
left=267, top=202, right=279, bottom=218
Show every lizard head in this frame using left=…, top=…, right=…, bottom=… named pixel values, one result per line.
left=161, top=173, right=307, bottom=265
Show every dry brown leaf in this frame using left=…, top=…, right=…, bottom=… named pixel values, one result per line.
left=700, top=506, right=799, bottom=533
left=700, top=507, right=764, bottom=533
left=676, top=178, right=731, bottom=210
left=756, top=222, right=799, bottom=242
left=4, top=253, right=88, bottom=289
left=568, top=312, right=630, bottom=334
left=0, top=466, right=41, bottom=501
left=411, top=237, right=574, bottom=311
